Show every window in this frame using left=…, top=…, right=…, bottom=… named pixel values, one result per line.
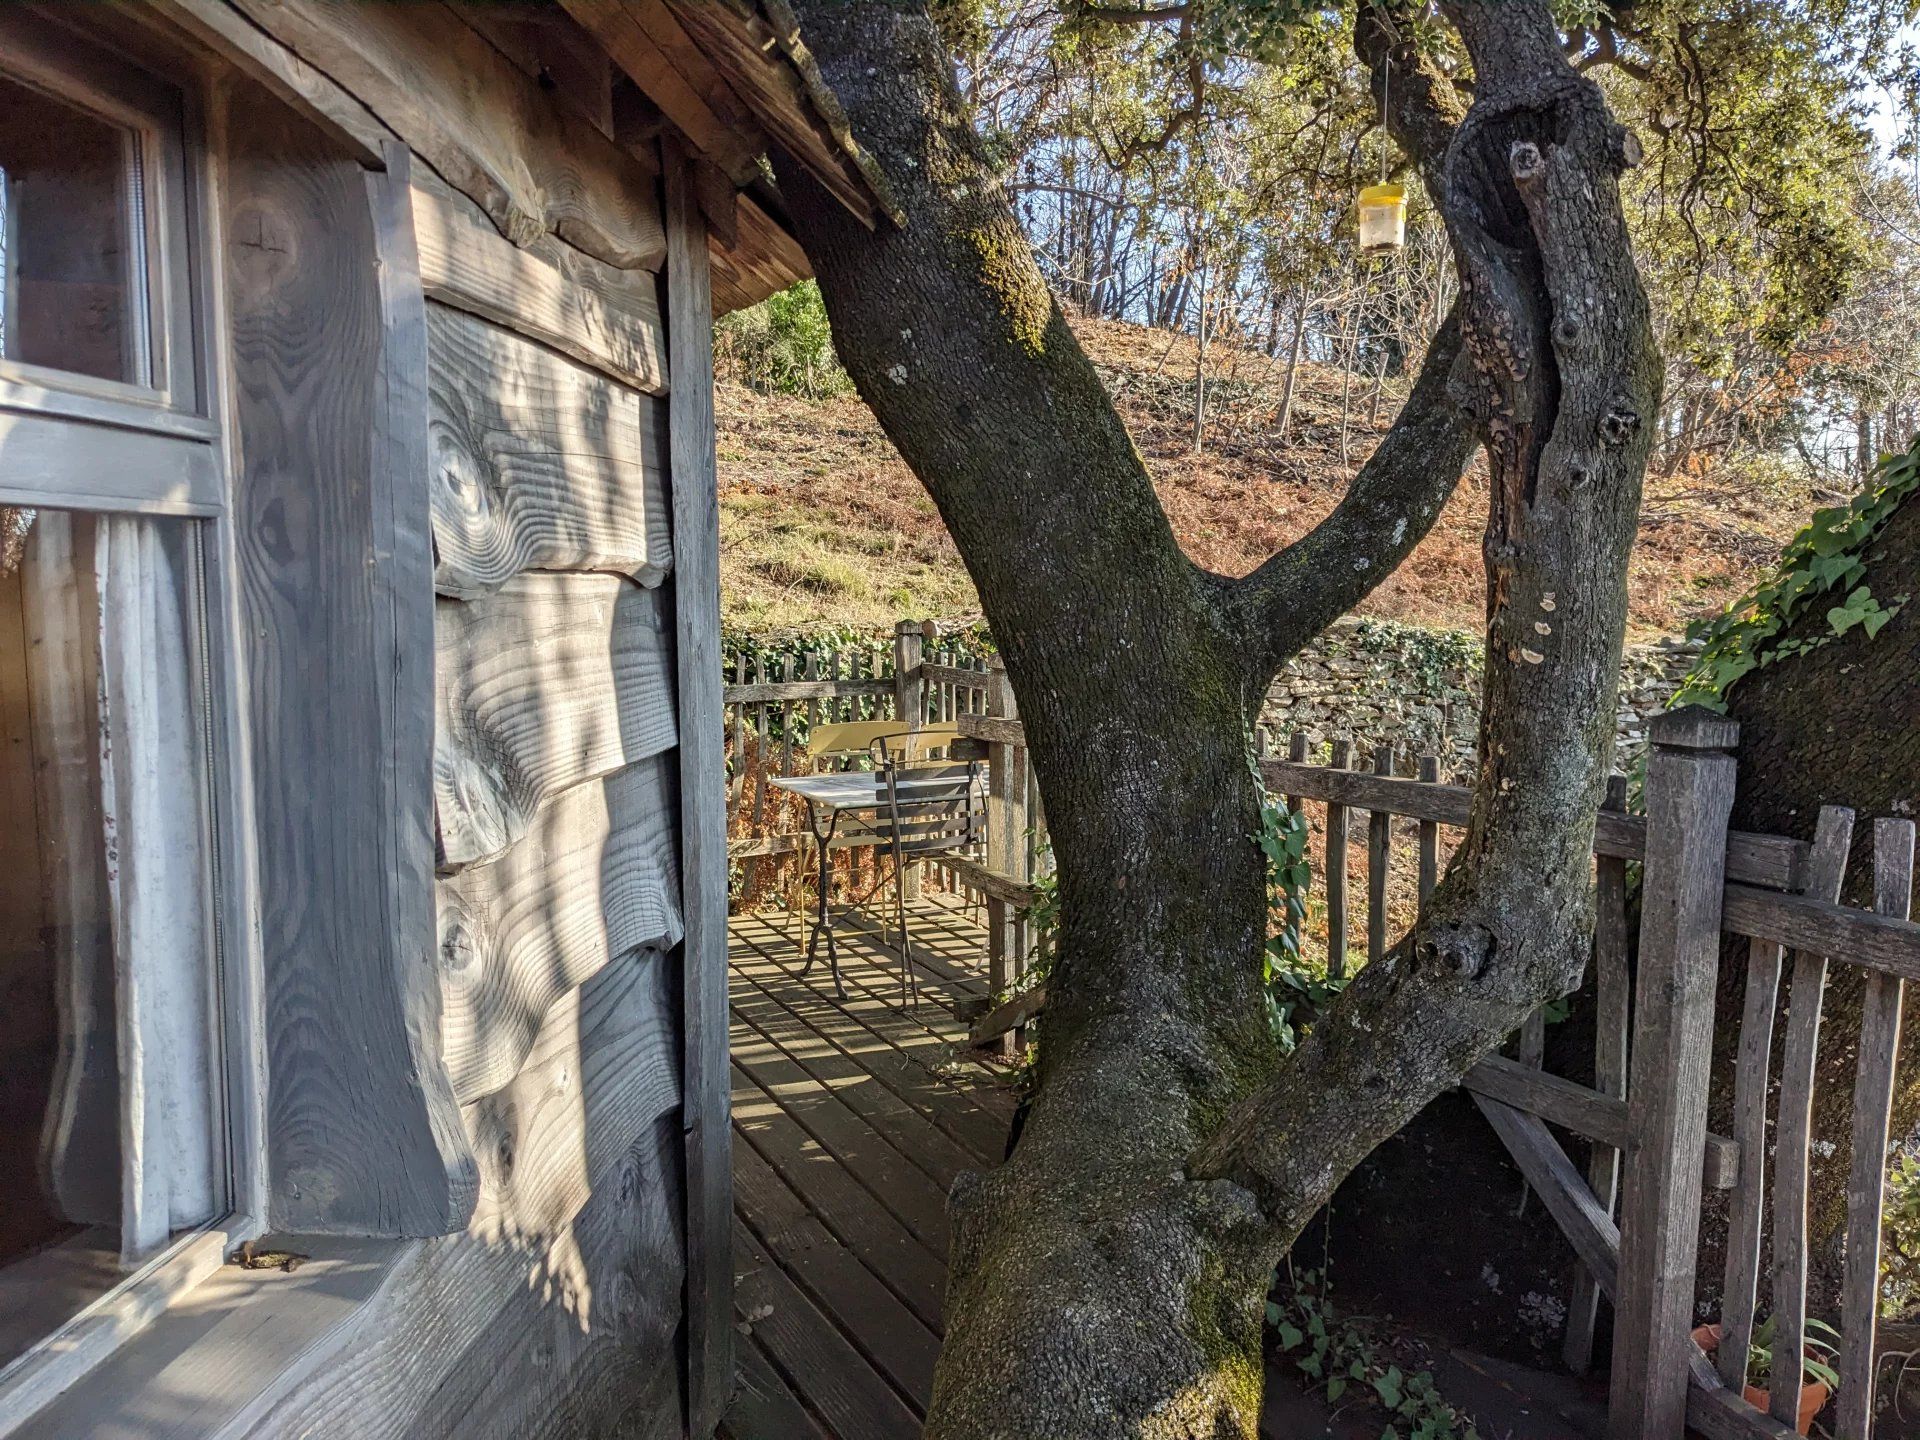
left=0, top=9, right=245, bottom=1407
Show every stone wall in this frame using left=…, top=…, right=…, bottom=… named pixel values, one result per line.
left=1258, top=617, right=1701, bottom=781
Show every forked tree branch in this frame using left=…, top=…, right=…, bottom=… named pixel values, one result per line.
left=1196, top=0, right=1659, bottom=1227
left=1229, top=0, right=1477, bottom=682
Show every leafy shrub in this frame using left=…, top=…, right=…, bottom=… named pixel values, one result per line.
left=716, top=280, right=852, bottom=400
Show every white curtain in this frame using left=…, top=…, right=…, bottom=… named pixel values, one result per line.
left=95, top=516, right=217, bottom=1261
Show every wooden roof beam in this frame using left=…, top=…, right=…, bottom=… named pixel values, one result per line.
left=560, top=0, right=765, bottom=182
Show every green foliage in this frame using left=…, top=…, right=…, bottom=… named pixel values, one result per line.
left=1251, top=741, right=1337, bottom=1051
left=1673, top=438, right=1919, bottom=710
left=715, top=280, right=852, bottom=400
left=1879, top=1153, right=1920, bottom=1317
left=1269, top=1269, right=1482, bottom=1440
left=1742, top=1315, right=1843, bottom=1393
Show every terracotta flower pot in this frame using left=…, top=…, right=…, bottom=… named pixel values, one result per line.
left=1691, top=1324, right=1831, bottom=1436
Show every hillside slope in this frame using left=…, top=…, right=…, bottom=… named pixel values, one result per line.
left=717, top=313, right=1803, bottom=639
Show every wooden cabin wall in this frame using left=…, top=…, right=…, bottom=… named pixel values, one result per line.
left=192, top=11, right=705, bottom=1432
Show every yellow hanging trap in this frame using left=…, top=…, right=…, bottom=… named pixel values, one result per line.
left=1357, top=183, right=1407, bottom=255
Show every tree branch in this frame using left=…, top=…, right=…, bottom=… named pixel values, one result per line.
left=1195, top=0, right=1661, bottom=1235
left=1227, top=0, right=1478, bottom=682
left=1227, top=310, right=1477, bottom=678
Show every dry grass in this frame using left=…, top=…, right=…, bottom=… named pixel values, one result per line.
left=717, top=311, right=1806, bottom=639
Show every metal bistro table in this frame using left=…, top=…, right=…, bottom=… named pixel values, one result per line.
left=767, top=765, right=980, bottom=1001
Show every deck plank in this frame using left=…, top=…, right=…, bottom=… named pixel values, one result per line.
left=732, top=976, right=985, bottom=1187
left=732, top=1220, right=923, bottom=1440
left=724, top=901, right=1014, bottom=1439
left=732, top=915, right=1016, bottom=1123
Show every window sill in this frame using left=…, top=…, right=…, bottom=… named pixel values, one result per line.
left=0, top=1234, right=404, bottom=1440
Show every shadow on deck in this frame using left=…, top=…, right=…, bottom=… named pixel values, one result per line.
left=720, top=896, right=1020, bottom=1440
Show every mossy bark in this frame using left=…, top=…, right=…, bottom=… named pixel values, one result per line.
left=773, top=1, right=1659, bottom=1433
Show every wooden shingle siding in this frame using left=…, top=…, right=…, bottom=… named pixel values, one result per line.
left=221, top=0, right=666, bottom=269
left=412, top=166, right=669, bottom=395
left=437, top=755, right=683, bottom=1105
left=427, top=304, right=673, bottom=598
left=435, top=571, right=679, bottom=872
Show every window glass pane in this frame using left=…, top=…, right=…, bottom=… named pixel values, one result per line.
left=0, top=507, right=217, bottom=1371
left=0, top=69, right=148, bottom=386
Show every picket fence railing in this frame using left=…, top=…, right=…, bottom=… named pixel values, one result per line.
left=723, top=621, right=1047, bottom=1047
left=1263, top=709, right=1919, bottom=1440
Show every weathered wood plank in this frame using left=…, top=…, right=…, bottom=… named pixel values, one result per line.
left=955, top=711, right=1023, bottom=748
left=1367, top=745, right=1393, bottom=964
left=1416, top=752, right=1440, bottom=909
left=731, top=1067, right=947, bottom=1329
left=435, top=573, right=678, bottom=871
left=225, top=98, right=475, bottom=1236
left=730, top=1033, right=954, bottom=1255
left=1721, top=882, right=1920, bottom=981
left=428, top=304, right=671, bottom=598
left=723, top=1336, right=832, bottom=1440
left=412, top=167, right=667, bottom=396
left=560, top=0, right=764, bottom=178
left=1326, top=740, right=1352, bottom=979
left=732, top=1146, right=940, bottom=1405
left=724, top=676, right=893, bottom=704
left=224, top=0, right=666, bottom=269
left=144, top=0, right=389, bottom=163
left=1718, top=807, right=1853, bottom=1393
left=1836, top=820, right=1917, bottom=1439
left=1567, top=773, right=1631, bottom=1375
left=438, top=756, right=684, bottom=1104
left=1464, top=1055, right=1737, bottom=1188
left=1473, top=1095, right=1620, bottom=1300
left=667, top=146, right=734, bottom=1440
left=1609, top=710, right=1740, bottom=1440
left=1261, top=757, right=1806, bottom=890
left=731, top=982, right=979, bottom=1189
left=729, top=921, right=1013, bottom=1161
left=1770, top=806, right=1864, bottom=1424
left=239, top=1115, right=686, bottom=1440
left=730, top=1219, right=924, bottom=1440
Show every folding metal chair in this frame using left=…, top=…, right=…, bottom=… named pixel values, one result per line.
left=868, top=732, right=985, bottom=1007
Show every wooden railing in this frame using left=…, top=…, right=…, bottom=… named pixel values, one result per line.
left=1262, top=712, right=1920, bottom=1440
left=723, top=622, right=1049, bottom=1035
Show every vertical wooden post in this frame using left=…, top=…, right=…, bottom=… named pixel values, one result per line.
left=1286, top=731, right=1309, bottom=818
left=1367, top=745, right=1393, bottom=964
left=1325, top=739, right=1351, bottom=978
left=665, top=141, right=732, bottom=1438
left=1416, top=753, right=1439, bottom=911
left=1836, top=819, right=1917, bottom=1438
left=985, top=658, right=1019, bottom=1058
left=1566, top=773, right=1631, bottom=1374
left=1609, top=708, right=1739, bottom=1440
left=894, top=621, right=925, bottom=902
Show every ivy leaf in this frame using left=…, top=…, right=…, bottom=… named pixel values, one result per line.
left=1374, top=1365, right=1403, bottom=1408
left=1278, top=1321, right=1304, bottom=1351
left=1328, top=1377, right=1348, bottom=1402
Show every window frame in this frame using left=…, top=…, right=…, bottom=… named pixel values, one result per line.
left=0, top=7, right=217, bottom=517
left=0, top=11, right=267, bottom=1434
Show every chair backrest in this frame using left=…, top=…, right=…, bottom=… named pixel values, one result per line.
left=872, top=758, right=985, bottom=856
left=809, top=721, right=962, bottom=768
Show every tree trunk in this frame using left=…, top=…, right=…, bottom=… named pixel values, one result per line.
left=1710, top=480, right=1920, bottom=1312
left=773, top=1, right=1658, bottom=1434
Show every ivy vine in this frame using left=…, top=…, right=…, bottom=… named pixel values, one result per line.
left=1672, top=440, right=1919, bottom=712
left=1251, top=742, right=1339, bottom=1052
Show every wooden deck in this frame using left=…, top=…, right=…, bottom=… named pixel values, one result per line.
left=721, top=897, right=1019, bottom=1440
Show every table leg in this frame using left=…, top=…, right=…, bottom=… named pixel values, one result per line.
left=798, top=806, right=845, bottom=997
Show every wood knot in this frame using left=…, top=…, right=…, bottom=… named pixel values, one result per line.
left=1554, top=317, right=1580, bottom=345
left=1414, top=922, right=1496, bottom=979
left=1509, top=140, right=1545, bottom=183
left=1599, top=407, right=1641, bottom=446
left=1608, top=124, right=1645, bottom=172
